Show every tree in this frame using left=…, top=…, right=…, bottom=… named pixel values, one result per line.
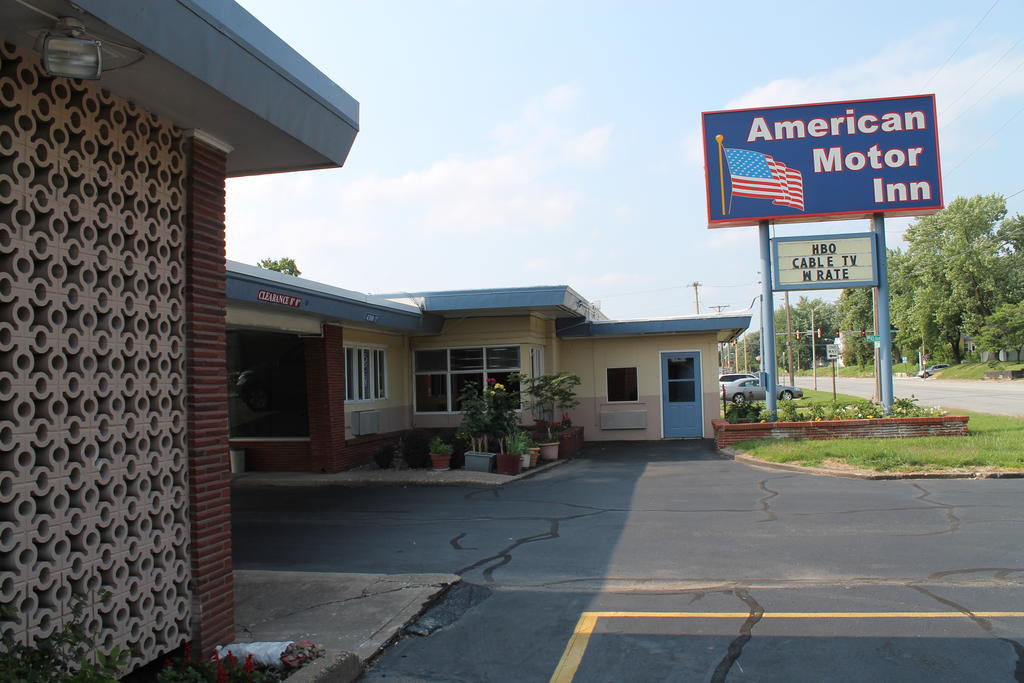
left=973, top=301, right=1024, bottom=356
left=257, top=257, right=301, bottom=276
left=836, top=287, right=873, bottom=367
left=891, top=195, right=1023, bottom=362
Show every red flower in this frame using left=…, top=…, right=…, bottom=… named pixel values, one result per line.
left=487, top=378, right=497, bottom=384
left=244, top=654, right=255, bottom=673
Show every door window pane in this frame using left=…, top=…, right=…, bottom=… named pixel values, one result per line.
left=668, top=381, right=695, bottom=403
left=667, top=357, right=694, bottom=380
left=415, top=349, right=447, bottom=372
left=415, top=374, right=448, bottom=412
left=607, top=367, right=638, bottom=402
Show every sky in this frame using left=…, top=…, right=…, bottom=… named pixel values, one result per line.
left=227, top=0, right=1024, bottom=328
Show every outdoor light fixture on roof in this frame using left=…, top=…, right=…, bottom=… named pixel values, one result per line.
left=41, top=17, right=101, bottom=79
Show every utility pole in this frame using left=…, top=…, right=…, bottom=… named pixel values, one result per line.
left=784, top=291, right=795, bottom=386
left=742, top=336, right=748, bottom=373
left=689, top=281, right=702, bottom=314
left=810, top=305, right=819, bottom=391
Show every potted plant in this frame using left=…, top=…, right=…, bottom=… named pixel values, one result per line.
left=428, top=436, right=453, bottom=471
left=458, top=381, right=494, bottom=472
left=506, top=429, right=532, bottom=471
left=523, top=372, right=581, bottom=461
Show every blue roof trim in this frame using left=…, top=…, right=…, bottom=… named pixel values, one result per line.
left=227, top=262, right=442, bottom=334
left=74, top=0, right=359, bottom=173
left=557, top=316, right=752, bottom=338
left=384, top=285, right=591, bottom=315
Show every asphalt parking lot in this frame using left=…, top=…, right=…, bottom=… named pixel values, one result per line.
left=232, top=441, right=1024, bottom=681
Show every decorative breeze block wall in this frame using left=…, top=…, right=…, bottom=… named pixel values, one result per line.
left=0, top=43, right=191, bottom=668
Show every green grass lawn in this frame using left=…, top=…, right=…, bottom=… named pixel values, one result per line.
left=793, top=362, right=919, bottom=378
left=934, top=361, right=1024, bottom=380
left=729, top=389, right=1024, bottom=473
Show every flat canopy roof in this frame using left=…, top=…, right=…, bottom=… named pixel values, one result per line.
left=0, top=0, right=359, bottom=176
left=557, top=316, right=752, bottom=342
left=227, top=262, right=443, bottom=334
left=380, top=285, right=607, bottom=321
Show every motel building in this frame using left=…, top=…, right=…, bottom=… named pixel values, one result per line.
left=0, top=0, right=361, bottom=671
left=0, top=0, right=750, bottom=675
left=225, top=262, right=751, bottom=472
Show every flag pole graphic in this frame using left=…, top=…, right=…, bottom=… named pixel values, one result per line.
left=715, top=134, right=726, bottom=215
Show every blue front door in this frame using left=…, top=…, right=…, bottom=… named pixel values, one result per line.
left=661, top=352, right=703, bottom=438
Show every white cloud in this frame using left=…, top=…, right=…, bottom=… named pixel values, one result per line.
left=679, top=27, right=1024, bottom=167
left=332, top=85, right=609, bottom=236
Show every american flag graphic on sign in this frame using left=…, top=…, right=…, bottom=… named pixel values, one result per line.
left=723, top=147, right=804, bottom=211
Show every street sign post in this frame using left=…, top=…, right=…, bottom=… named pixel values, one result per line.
left=826, top=344, right=840, bottom=360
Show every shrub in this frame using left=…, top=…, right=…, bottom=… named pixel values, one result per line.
left=0, top=593, right=128, bottom=682
left=725, top=401, right=765, bottom=423
left=400, top=432, right=431, bottom=469
left=374, top=444, right=397, bottom=469
left=777, top=401, right=801, bottom=423
left=427, top=436, right=453, bottom=456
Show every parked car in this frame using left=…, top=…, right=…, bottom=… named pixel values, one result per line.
left=718, top=373, right=756, bottom=388
left=917, top=363, right=949, bottom=378
left=721, top=377, right=803, bottom=403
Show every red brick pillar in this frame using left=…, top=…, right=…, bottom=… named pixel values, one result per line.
left=184, top=132, right=234, bottom=653
left=305, top=324, right=347, bottom=472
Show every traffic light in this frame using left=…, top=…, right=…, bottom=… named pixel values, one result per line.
left=816, top=328, right=822, bottom=338
left=860, top=329, right=866, bottom=337
left=795, top=330, right=801, bottom=340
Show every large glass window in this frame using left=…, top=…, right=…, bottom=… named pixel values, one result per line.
left=413, top=345, right=520, bottom=413
left=345, top=346, right=387, bottom=402
left=227, top=330, right=309, bottom=437
left=607, top=367, right=638, bottom=402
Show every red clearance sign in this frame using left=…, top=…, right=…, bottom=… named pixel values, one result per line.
left=256, top=290, right=302, bottom=308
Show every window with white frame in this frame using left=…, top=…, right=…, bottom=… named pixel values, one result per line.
left=344, top=346, right=388, bottom=401
left=414, top=345, right=521, bottom=413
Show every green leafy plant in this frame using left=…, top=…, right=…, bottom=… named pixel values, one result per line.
left=427, top=436, right=453, bottom=456
left=506, top=429, right=532, bottom=455
left=725, top=400, right=764, bottom=423
left=777, top=400, right=801, bottom=423
left=0, top=593, right=129, bottom=682
left=521, top=372, right=581, bottom=440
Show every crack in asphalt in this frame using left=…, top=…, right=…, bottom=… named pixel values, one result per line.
left=928, top=568, right=1024, bottom=581
left=709, top=589, right=765, bottom=683
left=896, top=483, right=962, bottom=536
left=454, top=510, right=607, bottom=582
left=910, top=585, right=1024, bottom=682
left=756, top=477, right=791, bottom=522
left=449, top=532, right=477, bottom=550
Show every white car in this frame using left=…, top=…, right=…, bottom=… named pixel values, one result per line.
left=718, top=373, right=756, bottom=388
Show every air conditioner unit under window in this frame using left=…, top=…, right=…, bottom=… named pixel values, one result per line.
left=352, top=410, right=380, bottom=436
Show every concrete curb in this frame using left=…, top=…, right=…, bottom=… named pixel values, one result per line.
left=232, top=457, right=570, bottom=488
left=721, top=447, right=1024, bottom=480
left=285, top=651, right=361, bottom=683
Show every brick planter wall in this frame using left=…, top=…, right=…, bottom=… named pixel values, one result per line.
left=713, top=415, right=969, bottom=449
left=229, top=439, right=312, bottom=472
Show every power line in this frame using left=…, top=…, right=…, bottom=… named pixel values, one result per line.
left=940, top=37, right=1022, bottom=116
left=942, top=53, right=1024, bottom=129
left=920, top=0, right=1000, bottom=93
left=945, top=100, right=1024, bottom=176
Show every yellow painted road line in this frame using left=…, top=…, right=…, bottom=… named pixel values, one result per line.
left=549, top=613, right=599, bottom=683
left=549, top=611, right=1024, bottom=683
left=578, top=611, right=1024, bottom=619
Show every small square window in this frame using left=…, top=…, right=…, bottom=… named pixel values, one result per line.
left=607, top=367, right=638, bottom=402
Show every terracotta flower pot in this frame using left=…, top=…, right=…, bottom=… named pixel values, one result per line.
left=496, top=452, right=522, bottom=475
left=539, top=442, right=559, bottom=461
left=429, top=452, right=451, bottom=471
left=528, top=447, right=540, bottom=467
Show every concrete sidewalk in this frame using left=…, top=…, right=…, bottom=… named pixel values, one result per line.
left=233, top=571, right=459, bottom=682
left=231, top=458, right=566, bottom=488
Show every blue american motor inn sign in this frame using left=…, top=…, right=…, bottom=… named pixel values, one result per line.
left=701, top=95, right=943, bottom=227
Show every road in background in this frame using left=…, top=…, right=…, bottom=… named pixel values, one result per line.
left=793, top=375, right=1024, bottom=416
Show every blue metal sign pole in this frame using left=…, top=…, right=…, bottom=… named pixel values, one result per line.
left=873, top=212, right=894, bottom=413
left=759, top=220, right=778, bottom=417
